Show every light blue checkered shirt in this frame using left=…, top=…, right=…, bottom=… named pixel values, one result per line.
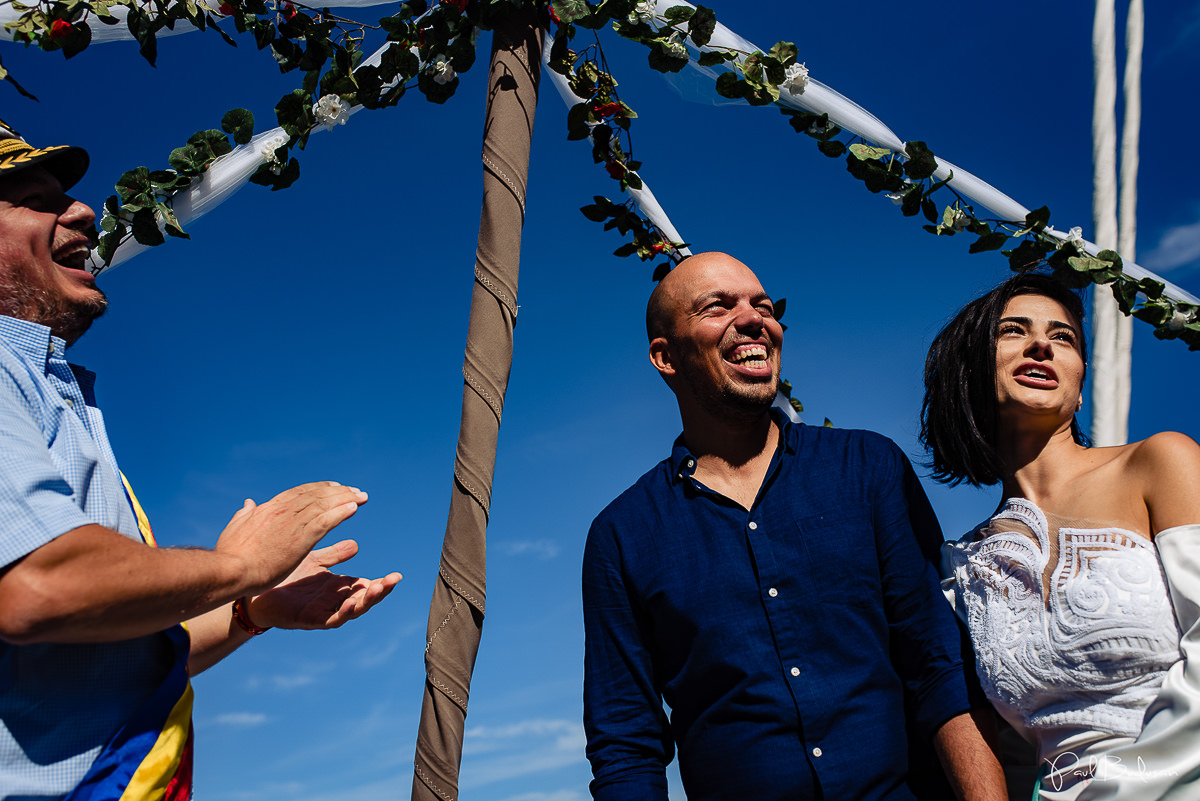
left=0, top=315, right=173, bottom=800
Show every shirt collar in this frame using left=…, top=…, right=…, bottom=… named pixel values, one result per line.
left=0, top=314, right=96, bottom=393
left=669, top=406, right=798, bottom=483
left=0, top=314, right=67, bottom=362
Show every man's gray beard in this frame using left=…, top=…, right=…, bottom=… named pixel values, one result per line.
left=0, top=282, right=108, bottom=346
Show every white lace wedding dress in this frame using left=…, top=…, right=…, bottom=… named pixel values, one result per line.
left=941, top=498, right=1191, bottom=800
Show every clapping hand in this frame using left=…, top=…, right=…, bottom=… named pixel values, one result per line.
left=246, top=539, right=402, bottom=630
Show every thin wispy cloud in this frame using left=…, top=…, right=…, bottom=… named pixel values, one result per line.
left=495, top=539, right=561, bottom=559
left=1151, top=1, right=1200, bottom=67
left=244, top=671, right=319, bottom=692
left=212, top=712, right=269, bottom=728
left=459, top=717, right=587, bottom=789
left=1142, top=216, right=1200, bottom=274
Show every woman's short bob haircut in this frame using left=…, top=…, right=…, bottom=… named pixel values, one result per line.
left=920, top=272, right=1088, bottom=487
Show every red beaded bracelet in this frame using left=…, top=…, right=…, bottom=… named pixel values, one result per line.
left=232, top=597, right=271, bottom=636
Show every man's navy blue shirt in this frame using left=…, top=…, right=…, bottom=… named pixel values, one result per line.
left=582, top=413, right=973, bottom=800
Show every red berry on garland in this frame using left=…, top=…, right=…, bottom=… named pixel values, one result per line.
left=49, top=19, right=71, bottom=38
left=218, top=2, right=235, bottom=15
left=605, top=161, right=625, bottom=179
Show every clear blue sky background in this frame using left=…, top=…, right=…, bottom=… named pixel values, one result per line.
left=4, top=1, right=1200, bottom=798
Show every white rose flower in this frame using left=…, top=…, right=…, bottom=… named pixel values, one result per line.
left=783, top=62, right=809, bottom=95
left=429, top=56, right=456, bottom=85
left=950, top=208, right=969, bottom=232
left=1168, top=309, right=1192, bottom=332
left=629, top=0, right=655, bottom=23
left=659, top=31, right=687, bottom=59
left=885, top=192, right=905, bottom=206
left=1062, top=225, right=1085, bottom=249
left=259, top=133, right=288, bottom=173
left=312, top=94, right=349, bottom=130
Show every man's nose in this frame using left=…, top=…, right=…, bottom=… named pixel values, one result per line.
left=734, top=301, right=764, bottom=330
left=59, top=197, right=96, bottom=235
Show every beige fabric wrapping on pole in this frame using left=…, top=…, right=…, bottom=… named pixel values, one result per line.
left=411, top=12, right=541, bottom=801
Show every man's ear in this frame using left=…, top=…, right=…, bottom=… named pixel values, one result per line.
left=649, top=337, right=676, bottom=379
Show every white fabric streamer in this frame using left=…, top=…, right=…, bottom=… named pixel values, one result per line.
left=88, top=36, right=407, bottom=273
left=642, top=0, right=1196, bottom=312
left=541, top=31, right=691, bottom=256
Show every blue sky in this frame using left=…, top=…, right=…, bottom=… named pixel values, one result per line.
left=4, top=1, right=1200, bottom=798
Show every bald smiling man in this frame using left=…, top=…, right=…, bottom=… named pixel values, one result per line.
left=581, top=253, right=1006, bottom=801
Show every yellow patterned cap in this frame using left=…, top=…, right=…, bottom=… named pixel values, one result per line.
left=0, top=117, right=88, bottom=190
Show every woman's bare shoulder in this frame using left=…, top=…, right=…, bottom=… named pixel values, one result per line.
left=1126, top=432, right=1200, bottom=533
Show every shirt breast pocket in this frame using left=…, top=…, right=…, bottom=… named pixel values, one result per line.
left=792, top=511, right=883, bottom=610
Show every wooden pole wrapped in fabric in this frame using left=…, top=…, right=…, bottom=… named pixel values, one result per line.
left=411, top=10, right=541, bottom=801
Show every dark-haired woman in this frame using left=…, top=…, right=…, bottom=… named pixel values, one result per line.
left=922, top=273, right=1200, bottom=801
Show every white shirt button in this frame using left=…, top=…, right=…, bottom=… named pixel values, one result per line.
left=768, top=588, right=778, bottom=597
left=65, top=398, right=74, bottom=409
left=812, top=747, right=823, bottom=758
left=685, top=458, right=695, bottom=468
left=748, top=521, right=758, bottom=530
left=790, top=667, right=800, bottom=677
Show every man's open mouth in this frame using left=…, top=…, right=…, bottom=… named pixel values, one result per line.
left=728, top=344, right=769, bottom=369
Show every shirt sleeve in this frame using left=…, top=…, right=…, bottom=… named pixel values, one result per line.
left=0, top=357, right=93, bottom=569
left=872, top=439, right=975, bottom=742
left=582, top=514, right=672, bottom=801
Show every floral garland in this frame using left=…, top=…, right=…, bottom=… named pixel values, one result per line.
left=4, top=0, right=1196, bottom=349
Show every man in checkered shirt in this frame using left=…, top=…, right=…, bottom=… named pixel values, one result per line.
left=0, top=121, right=402, bottom=800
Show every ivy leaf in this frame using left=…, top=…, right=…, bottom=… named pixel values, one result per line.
left=1132, top=300, right=1172, bottom=327
left=130, top=207, right=165, bottom=247
left=580, top=203, right=609, bottom=222
left=921, top=198, right=937, bottom=223
left=221, top=108, right=255, bottom=145
left=715, top=72, right=746, bottom=100
left=1095, top=248, right=1124, bottom=272
left=59, top=20, right=92, bottom=58
left=1023, top=205, right=1051, bottom=233
left=614, top=242, right=638, bottom=258
left=900, top=186, right=922, bottom=217
left=817, top=140, right=845, bottom=158
left=695, top=50, right=729, bottom=67
left=652, top=262, right=671, bottom=282
left=849, top=143, right=892, bottom=161
left=272, top=157, right=300, bottom=190
left=1138, top=276, right=1165, bottom=301
left=647, top=45, right=689, bottom=73
left=902, top=140, right=938, bottom=180
left=158, top=201, right=189, bottom=240
left=275, top=89, right=313, bottom=139
left=1111, top=276, right=1139, bottom=314
left=767, top=41, right=798, bottom=65
left=1067, top=255, right=1120, bottom=284
left=687, top=5, right=716, bottom=47
left=845, top=153, right=904, bottom=193
left=552, top=0, right=591, bottom=23
left=774, top=297, right=786, bottom=321
left=126, top=6, right=157, bottom=65
left=1004, top=239, right=1050, bottom=272
left=664, top=5, right=695, bottom=23
left=968, top=232, right=1009, bottom=254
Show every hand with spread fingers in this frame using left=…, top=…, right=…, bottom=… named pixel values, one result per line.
left=247, top=539, right=403, bottom=630
left=214, top=481, right=371, bottom=596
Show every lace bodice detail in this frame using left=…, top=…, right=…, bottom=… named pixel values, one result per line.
left=943, top=498, right=1181, bottom=741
